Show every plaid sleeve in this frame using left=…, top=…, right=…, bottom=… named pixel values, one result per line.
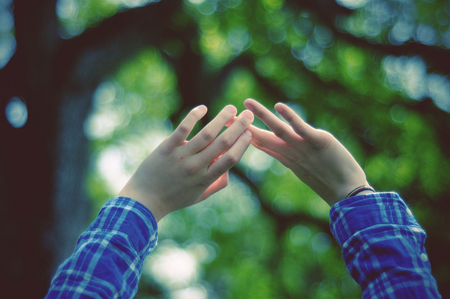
left=45, top=197, right=158, bottom=299
left=329, top=192, right=441, bottom=299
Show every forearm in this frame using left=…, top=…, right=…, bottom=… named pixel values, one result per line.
left=45, top=197, right=158, bottom=299
left=330, top=192, right=441, bottom=298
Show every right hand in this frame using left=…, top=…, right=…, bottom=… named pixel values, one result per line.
left=243, top=99, right=369, bottom=206
left=118, top=105, right=254, bottom=221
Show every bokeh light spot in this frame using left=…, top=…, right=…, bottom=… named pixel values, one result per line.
left=172, top=285, right=208, bottom=299
left=311, top=232, right=331, bottom=253
left=221, top=0, right=241, bottom=9
left=390, top=104, right=408, bottom=123
left=228, top=25, right=252, bottom=52
left=290, top=225, right=311, bottom=246
left=219, top=212, right=241, bottom=233
left=271, top=196, right=294, bottom=215
left=56, top=0, right=78, bottom=20
left=188, top=0, right=206, bottom=4
left=5, top=97, right=28, bottom=129
left=146, top=242, right=199, bottom=290
left=0, top=33, right=16, bottom=69
left=336, top=0, right=369, bottom=10
left=415, top=24, right=437, bottom=46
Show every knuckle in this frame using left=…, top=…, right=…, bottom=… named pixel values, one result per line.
left=295, top=124, right=306, bottom=135
left=254, top=137, right=266, bottom=148
left=161, top=140, right=173, bottom=155
left=201, top=129, right=215, bottom=142
left=273, top=128, right=285, bottom=138
left=177, top=124, right=190, bottom=135
left=224, top=153, right=240, bottom=166
left=237, top=116, right=248, bottom=127
left=185, top=162, right=200, bottom=175
left=284, top=114, right=293, bottom=122
left=219, top=135, right=233, bottom=149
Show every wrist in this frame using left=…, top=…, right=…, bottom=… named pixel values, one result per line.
left=344, top=185, right=375, bottom=199
left=327, top=182, right=373, bottom=207
left=118, top=184, right=166, bottom=222
left=351, top=189, right=374, bottom=197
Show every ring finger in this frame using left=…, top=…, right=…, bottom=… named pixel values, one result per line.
left=185, top=105, right=237, bottom=154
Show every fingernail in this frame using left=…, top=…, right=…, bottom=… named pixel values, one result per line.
left=245, top=103, right=254, bottom=112
left=195, top=105, right=207, bottom=113
left=245, top=130, right=252, bottom=137
left=275, top=104, right=284, bottom=113
left=227, top=105, right=236, bottom=113
left=244, top=110, right=253, bottom=119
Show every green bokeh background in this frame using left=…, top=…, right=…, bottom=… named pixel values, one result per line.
left=58, top=0, right=450, bottom=298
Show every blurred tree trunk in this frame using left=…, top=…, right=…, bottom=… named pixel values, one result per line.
left=0, top=1, right=182, bottom=298
left=0, top=0, right=91, bottom=297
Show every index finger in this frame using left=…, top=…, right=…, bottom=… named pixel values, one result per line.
left=166, top=105, right=208, bottom=148
left=243, top=99, right=299, bottom=144
left=274, top=103, right=320, bottom=144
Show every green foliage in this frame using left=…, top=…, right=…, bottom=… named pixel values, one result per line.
left=67, top=0, right=450, bottom=297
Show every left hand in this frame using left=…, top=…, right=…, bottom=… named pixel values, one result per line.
left=242, top=99, right=369, bottom=206
left=118, top=105, right=254, bottom=222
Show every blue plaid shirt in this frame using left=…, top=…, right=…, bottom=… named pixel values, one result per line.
left=330, top=192, right=441, bottom=298
left=45, top=197, right=158, bottom=298
left=46, top=193, right=441, bottom=298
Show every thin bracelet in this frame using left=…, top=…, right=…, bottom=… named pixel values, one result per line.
left=345, top=185, right=375, bottom=199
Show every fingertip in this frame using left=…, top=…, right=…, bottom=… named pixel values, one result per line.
left=227, top=105, right=237, bottom=114
left=275, top=102, right=289, bottom=114
left=195, top=104, right=207, bottom=113
left=243, top=110, right=254, bottom=121
left=243, top=99, right=255, bottom=112
left=245, top=130, right=252, bottom=138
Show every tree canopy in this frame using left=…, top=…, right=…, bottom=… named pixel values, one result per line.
left=1, top=0, right=449, bottom=298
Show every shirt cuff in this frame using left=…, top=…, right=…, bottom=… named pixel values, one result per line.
left=329, top=192, right=422, bottom=247
left=86, top=196, right=158, bottom=260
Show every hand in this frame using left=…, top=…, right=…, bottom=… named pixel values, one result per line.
left=118, top=105, right=254, bottom=221
left=243, top=99, right=369, bottom=206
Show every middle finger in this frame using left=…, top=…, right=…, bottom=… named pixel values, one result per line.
left=197, top=110, right=254, bottom=163
left=244, top=98, right=297, bottom=144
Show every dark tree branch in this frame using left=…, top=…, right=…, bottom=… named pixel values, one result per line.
left=407, top=98, right=450, bottom=159
left=231, top=167, right=330, bottom=234
left=54, top=0, right=183, bottom=91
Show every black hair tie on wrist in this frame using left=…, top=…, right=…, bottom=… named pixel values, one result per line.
left=345, top=185, right=375, bottom=199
